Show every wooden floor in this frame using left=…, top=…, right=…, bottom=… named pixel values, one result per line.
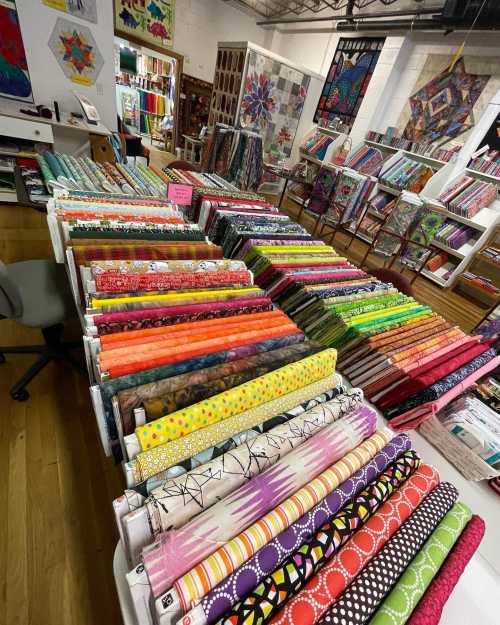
left=0, top=198, right=485, bottom=625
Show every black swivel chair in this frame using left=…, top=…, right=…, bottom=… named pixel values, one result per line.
left=0, top=259, right=85, bottom=401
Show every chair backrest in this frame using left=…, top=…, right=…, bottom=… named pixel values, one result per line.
left=0, top=262, right=23, bottom=319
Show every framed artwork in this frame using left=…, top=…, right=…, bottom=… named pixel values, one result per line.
left=239, top=49, right=310, bottom=162
left=0, top=0, right=33, bottom=102
left=48, top=17, right=104, bottom=86
left=42, top=0, right=98, bottom=24
left=177, top=73, right=212, bottom=147
left=115, top=0, right=175, bottom=49
left=314, top=37, right=385, bottom=128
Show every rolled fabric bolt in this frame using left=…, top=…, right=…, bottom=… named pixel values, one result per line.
left=215, top=450, right=421, bottom=625
left=369, top=501, right=472, bottom=625
left=143, top=406, right=378, bottom=598
left=121, top=390, right=365, bottom=564
left=316, top=481, right=460, bottom=625
left=183, top=432, right=413, bottom=625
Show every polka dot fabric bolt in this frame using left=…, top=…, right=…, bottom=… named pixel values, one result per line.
left=136, top=349, right=337, bottom=450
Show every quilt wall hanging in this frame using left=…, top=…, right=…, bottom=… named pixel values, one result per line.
left=239, top=49, right=310, bottom=166
left=398, top=55, right=499, bottom=147
left=314, top=37, right=385, bottom=128
left=0, top=0, right=33, bottom=102
left=177, top=73, right=212, bottom=147
left=42, top=0, right=97, bottom=24
left=115, top=0, right=175, bottom=49
left=48, top=17, right=104, bottom=86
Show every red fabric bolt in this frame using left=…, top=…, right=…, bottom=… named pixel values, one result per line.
left=406, top=515, right=485, bottom=625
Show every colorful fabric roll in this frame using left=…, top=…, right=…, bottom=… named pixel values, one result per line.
left=370, top=502, right=472, bottom=625
left=316, top=481, right=460, bottom=625
left=144, top=406, right=378, bottom=598
left=269, top=464, right=440, bottom=625
left=130, top=374, right=338, bottom=483
left=135, top=349, right=337, bottom=450
left=406, top=515, right=485, bottom=625
left=191, top=433, right=412, bottom=625
left=217, top=451, right=420, bottom=625
left=129, top=382, right=346, bottom=496
left=144, top=389, right=365, bottom=535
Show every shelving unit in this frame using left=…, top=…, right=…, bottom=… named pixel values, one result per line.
left=365, top=139, right=449, bottom=169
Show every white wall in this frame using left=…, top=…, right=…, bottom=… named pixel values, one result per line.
left=174, top=0, right=269, bottom=82
left=12, top=0, right=117, bottom=131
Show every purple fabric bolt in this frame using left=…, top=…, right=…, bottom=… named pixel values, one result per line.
left=193, top=433, right=411, bottom=625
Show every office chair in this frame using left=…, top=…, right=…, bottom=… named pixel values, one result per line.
left=368, top=267, right=415, bottom=298
left=0, top=259, right=84, bottom=401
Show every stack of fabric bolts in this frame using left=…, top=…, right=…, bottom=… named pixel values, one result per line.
left=47, top=162, right=492, bottom=625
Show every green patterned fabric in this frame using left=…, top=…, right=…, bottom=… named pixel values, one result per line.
left=369, top=501, right=472, bottom=625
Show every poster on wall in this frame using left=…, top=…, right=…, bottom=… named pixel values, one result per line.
left=400, top=56, right=493, bottom=147
left=0, top=0, right=33, bottom=102
left=48, top=17, right=104, bottom=86
left=42, top=0, right=97, bottom=24
left=239, top=49, right=310, bottom=164
left=314, top=37, right=385, bottom=128
left=115, top=0, right=175, bottom=49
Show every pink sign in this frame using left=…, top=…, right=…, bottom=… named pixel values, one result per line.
left=168, top=183, right=193, bottom=205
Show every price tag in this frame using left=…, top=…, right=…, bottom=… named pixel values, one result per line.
left=168, top=183, right=193, bottom=205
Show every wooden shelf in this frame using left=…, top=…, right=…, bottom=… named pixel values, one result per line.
left=377, top=183, right=400, bottom=196
left=299, top=150, right=323, bottom=166
left=466, top=168, right=500, bottom=185
left=431, top=240, right=466, bottom=259
left=317, top=127, right=341, bottom=138
left=286, top=191, right=308, bottom=206
left=365, top=139, right=447, bottom=168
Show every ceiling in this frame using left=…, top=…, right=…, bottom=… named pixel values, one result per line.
left=228, top=0, right=406, bottom=19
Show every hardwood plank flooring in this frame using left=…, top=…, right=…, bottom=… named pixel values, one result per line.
left=0, top=196, right=485, bottom=625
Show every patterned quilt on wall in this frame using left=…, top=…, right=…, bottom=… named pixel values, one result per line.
left=314, top=37, right=385, bottom=128
left=239, top=49, right=310, bottom=166
left=398, top=55, right=499, bottom=147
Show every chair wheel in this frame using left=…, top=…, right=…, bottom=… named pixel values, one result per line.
left=11, top=389, right=29, bottom=402
left=0, top=353, right=5, bottom=364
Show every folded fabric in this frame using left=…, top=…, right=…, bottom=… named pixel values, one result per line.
left=126, top=382, right=346, bottom=496
left=316, top=481, right=460, bottom=625
left=143, top=406, right=378, bottom=598
left=370, top=502, right=472, bottom=625
left=217, top=451, right=420, bottom=625
left=134, top=349, right=337, bottom=451
left=129, top=374, right=338, bottom=483
left=385, top=347, right=498, bottom=419
left=93, top=297, right=273, bottom=335
left=269, top=464, right=440, bottom=625
left=190, top=433, right=412, bottom=625
left=144, top=389, right=365, bottom=535
left=72, top=242, right=224, bottom=263
left=406, top=515, right=485, bottom=625
left=117, top=341, right=319, bottom=429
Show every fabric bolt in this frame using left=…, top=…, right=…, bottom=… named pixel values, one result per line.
left=216, top=451, right=420, bottom=625
left=194, top=433, right=412, bottom=625
left=93, top=298, right=273, bottom=335
left=145, top=390, right=365, bottom=535
left=370, top=502, right=472, bottom=625
left=72, top=243, right=224, bottom=264
left=99, top=333, right=306, bottom=445
left=406, top=515, right=485, bottom=625
left=317, top=482, right=460, bottom=625
left=135, top=349, right=337, bottom=450
left=269, top=464, right=440, bottom=625
left=166, top=428, right=394, bottom=621
left=117, top=342, right=320, bottom=434
left=144, top=406, right=378, bottom=598
left=385, top=347, right=498, bottom=420
left=105, top=325, right=302, bottom=379
left=130, top=383, right=346, bottom=496
left=130, top=374, right=339, bottom=483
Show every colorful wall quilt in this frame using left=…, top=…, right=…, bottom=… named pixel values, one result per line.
left=398, top=55, right=500, bottom=147
left=48, top=18, right=104, bottom=86
left=0, top=1, right=33, bottom=102
left=239, top=49, right=310, bottom=162
left=115, top=0, right=175, bottom=49
left=314, top=37, right=385, bottom=128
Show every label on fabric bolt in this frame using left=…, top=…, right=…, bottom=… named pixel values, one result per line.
left=168, top=184, right=193, bottom=205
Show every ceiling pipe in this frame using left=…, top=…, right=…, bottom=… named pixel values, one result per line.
left=336, top=18, right=497, bottom=31
left=256, top=6, right=443, bottom=26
